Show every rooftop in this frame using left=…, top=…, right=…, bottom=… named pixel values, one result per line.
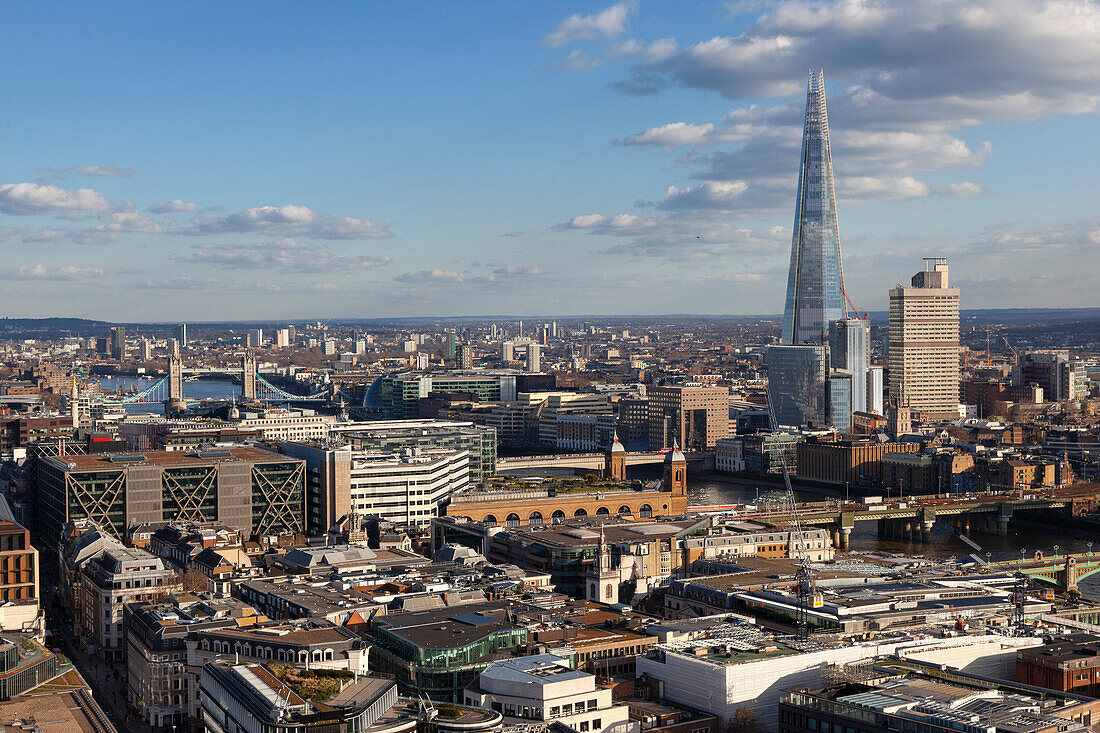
left=44, top=446, right=294, bottom=471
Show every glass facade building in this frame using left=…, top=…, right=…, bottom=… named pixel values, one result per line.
left=766, top=345, right=826, bottom=428
left=782, top=70, right=845, bottom=347
left=829, top=318, right=870, bottom=426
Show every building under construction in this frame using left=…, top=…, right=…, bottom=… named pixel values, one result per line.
left=37, top=447, right=305, bottom=545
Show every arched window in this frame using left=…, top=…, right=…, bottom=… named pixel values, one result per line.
left=324, top=649, right=334, bottom=661
left=618, top=505, right=632, bottom=517
left=506, top=513, right=521, bottom=528
left=596, top=507, right=610, bottom=517
left=483, top=514, right=497, bottom=525
left=551, top=510, right=565, bottom=524
left=605, top=584, right=613, bottom=599
left=529, top=511, right=543, bottom=525
left=574, top=508, right=588, bottom=518
left=640, top=504, right=653, bottom=518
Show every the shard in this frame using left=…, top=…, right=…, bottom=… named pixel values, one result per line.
left=769, top=71, right=867, bottom=430
left=781, top=69, right=846, bottom=346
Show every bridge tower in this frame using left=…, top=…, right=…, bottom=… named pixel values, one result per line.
left=663, top=444, right=686, bottom=497
left=1064, top=555, right=1079, bottom=595
left=241, top=351, right=256, bottom=400
left=605, top=431, right=626, bottom=481
left=168, top=357, right=184, bottom=402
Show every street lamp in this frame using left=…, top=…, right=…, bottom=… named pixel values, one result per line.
left=1054, top=544, right=1060, bottom=559
left=1089, top=542, right=1094, bottom=556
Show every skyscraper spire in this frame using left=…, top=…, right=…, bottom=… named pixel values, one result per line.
left=781, top=69, right=846, bottom=345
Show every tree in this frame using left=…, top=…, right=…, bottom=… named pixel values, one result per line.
left=583, top=473, right=600, bottom=485
left=731, top=705, right=758, bottom=733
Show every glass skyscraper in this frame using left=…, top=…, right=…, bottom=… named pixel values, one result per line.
left=781, top=69, right=845, bottom=347
left=768, top=70, right=864, bottom=430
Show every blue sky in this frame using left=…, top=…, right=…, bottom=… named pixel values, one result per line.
left=0, top=0, right=1098, bottom=320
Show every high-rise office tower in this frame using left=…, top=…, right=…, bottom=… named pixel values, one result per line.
left=782, top=69, right=845, bottom=347
left=502, top=341, right=515, bottom=362
left=767, top=70, right=856, bottom=429
left=445, top=330, right=457, bottom=359
left=829, top=318, right=870, bottom=430
left=175, top=323, right=187, bottom=346
left=888, top=258, right=960, bottom=420
left=526, top=343, right=540, bottom=373
left=110, top=326, right=126, bottom=361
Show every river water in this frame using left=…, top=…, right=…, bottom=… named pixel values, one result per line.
left=687, top=472, right=1100, bottom=597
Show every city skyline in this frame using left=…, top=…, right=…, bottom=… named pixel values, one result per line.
left=1, top=1, right=1098, bottom=320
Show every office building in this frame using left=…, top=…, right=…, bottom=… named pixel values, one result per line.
left=889, top=258, right=960, bottom=420
left=374, top=372, right=518, bottom=419
left=867, top=366, right=884, bottom=414
left=828, top=318, right=869, bottom=431
left=324, top=338, right=337, bottom=355
left=501, top=341, right=515, bottom=362
left=282, top=442, right=469, bottom=535
left=1015, top=350, right=1086, bottom=401
left=647, top=384, right=730, bottom=451
left=767, top=345, right=826, bottom=428
left=330, top=418, right=496, bottom=483
left=139, top=338, right=153, bottom=362
left=781, top=663, right=1096, bottom=733
left=0, top=497, right=40, bottom=639
left=109, top=325, right=126, bottom=360
left=1016, top=633, right=1100, bottom=696
left=527, top=343, right=540, bottom=372
left=465, top=655, right=636, bottom=733
left=276, top=328, right=290, bottom=348
left=368, top=600, right=531, bottom=702
left=61, top=528, right=180, bottom=662
left=768, top=71, right=861, bottom=430
left=175, top=323, right=187, bottom=346
left=781, top=70, right=845, bottom=347
left=201, top=663, right=404, bottom=733
left=38, top=447, right=306, bottom=544
left=446, top=330, right=458, bottom=358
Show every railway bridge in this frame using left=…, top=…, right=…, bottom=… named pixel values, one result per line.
left=696, top=489, right=1100, bottom=549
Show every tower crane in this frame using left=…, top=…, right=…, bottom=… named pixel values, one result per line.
left=1003, top=337, right=1018, bottom=367
left=839, top=286, right=868, bottom=322
left=764, top=395, right=816, bottom=641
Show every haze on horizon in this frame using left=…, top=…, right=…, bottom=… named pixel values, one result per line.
left=1, top=1, right=1098, bottom=321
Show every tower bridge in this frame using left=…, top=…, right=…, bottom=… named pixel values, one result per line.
left=96, top=353, right=345, bottom=406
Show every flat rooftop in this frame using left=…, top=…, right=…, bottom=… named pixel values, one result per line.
left=44, top=446, right=295, bottom=471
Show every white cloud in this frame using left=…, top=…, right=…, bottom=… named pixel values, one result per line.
left=173, top=238, right=390, bottom=272
left=544, top=1, right=635, bottom=47
left=838, top=176, right=930, bottom=203
left=660, top=180, right=750, bottom=210
left=934, top=181, right=983, bottom=197
left=148, top=199, right=199, bottom=213
left=0, top=264, right=105, bottom=280
left=0, top=183, right=111, bottom=215
left=552, top=49, right=601, bottom=71
left=103, top=211, right=163, bottom=233
left=183, top=204, right=391, bottom=240
left=39, top=164, right=134, bottom=178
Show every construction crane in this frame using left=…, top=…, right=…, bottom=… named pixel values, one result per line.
left=1003, top=336, right=1019, bottom=367
left=839, top=286, right=868, bottom=322
left=764, top=395, right=815, bottom=641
